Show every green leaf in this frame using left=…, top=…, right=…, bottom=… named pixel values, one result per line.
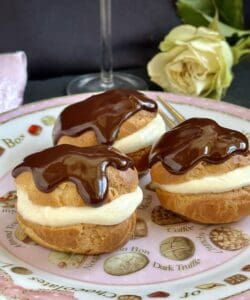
left=177, top=0, right=215, bottom=15
left=203, top=14, right=250, bottom=37
left=231, top=36, right=250, bottom=64
left=176, top=0, right=213, bottom=27
left=177, top=0, right=250, bottom=38
left=214, top=0, right=244, bottom=29
left=208, top=9, right=220, bottom=33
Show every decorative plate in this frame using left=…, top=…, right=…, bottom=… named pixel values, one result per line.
left=0, top=91, right=250, bottom=300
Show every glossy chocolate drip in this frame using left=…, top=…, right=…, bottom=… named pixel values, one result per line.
left=12, top=144, right=134, bottom=206
left=53, top=89, right=157, bottom=144
left=149, top=118, right=249, bottom=174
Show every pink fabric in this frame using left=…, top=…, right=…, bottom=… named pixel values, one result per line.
left=0, top=51, right=27, bottom=113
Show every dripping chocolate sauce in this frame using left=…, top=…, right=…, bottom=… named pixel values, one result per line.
left=53, top=89, right=157, bottom=145
left=149, top=118, right=249, bottom=174
left=12, top=144, right=134, bottom=206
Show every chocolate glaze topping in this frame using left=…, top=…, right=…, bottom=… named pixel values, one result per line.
left=53, top=89, right=157, bottom=144
left=149, top=118, right=249, bottom=174
left=12, top=144, right=134, bottom=206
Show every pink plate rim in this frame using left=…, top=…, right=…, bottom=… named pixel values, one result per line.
left=0, top=91, right=250, bottom=124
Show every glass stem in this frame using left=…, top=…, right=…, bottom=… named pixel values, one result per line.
left=100, top=0, right=114, bottom=88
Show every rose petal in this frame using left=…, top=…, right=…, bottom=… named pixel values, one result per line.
left=160, top=25, right=197, bottom=51
left=148, top=24, right=234, bottom=99
left=197, top=27, right=222, bottom=40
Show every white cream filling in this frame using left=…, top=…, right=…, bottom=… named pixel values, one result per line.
left=152, top=165, right=250, bottom=194
left=17, top=187, right=143, bottom=227
left=113, top=113, right=166, bottom=154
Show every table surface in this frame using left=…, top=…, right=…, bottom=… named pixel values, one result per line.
left=24, top=62, right=250, bottom=109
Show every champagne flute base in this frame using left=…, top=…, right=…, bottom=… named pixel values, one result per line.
left=66, top=72, right=148, bottom=94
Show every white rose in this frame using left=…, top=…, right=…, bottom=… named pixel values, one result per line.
left=147, top=25, right=234, bottom=99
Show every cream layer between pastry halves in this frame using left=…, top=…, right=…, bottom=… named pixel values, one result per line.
left=16, top=186, right=143, bottom=226
left=114, top=113, right=166, bottom=154
left=152, top=165, right=250, bottom=194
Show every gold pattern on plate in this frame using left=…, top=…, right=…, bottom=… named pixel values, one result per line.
left=160, top=236, right=195, bottom=261
left=151, top=206, right=186, bottom=226
left=104, top=252, right=149, bottom=276
left=209, top=227, right=250, bottom=251
left=0, top=191, right=17, bottom=208
left=48, top=251, right=87, bottom=268
left=224, top=274, right=248, bottom=285
left=195, top=283, right=225, bottom=289
left=118, top=296, right=142, bottom=300
left=0, top=146, right=5, bottom=156
left=11, top=266, right=32, bottom=275
left=41, top=115, right=56, bottom=126
left=14, top=225, right=37, bottom=245
left=132, top=218, right=148, bottom=239
left=242, top=265, right=250, bottom=272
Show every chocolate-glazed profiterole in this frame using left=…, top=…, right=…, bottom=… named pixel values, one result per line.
left=53, top=89, right=157, bottom=144
left=53, top=89, right=166, bottom=172
left=12, top=144, right=134, bottom=206
left=13, top=144, right=143, bottom=254
left=150, top=118, right=248, bottom=173
left=150, top=118, right=250, bottom=224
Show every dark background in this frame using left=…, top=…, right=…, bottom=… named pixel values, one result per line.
left=0, top=0, right=181, bottom=79
left=0, top=0, right=249, bottom=107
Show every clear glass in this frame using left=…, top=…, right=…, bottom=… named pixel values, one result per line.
left=66, top=0, right=148, bottom=94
